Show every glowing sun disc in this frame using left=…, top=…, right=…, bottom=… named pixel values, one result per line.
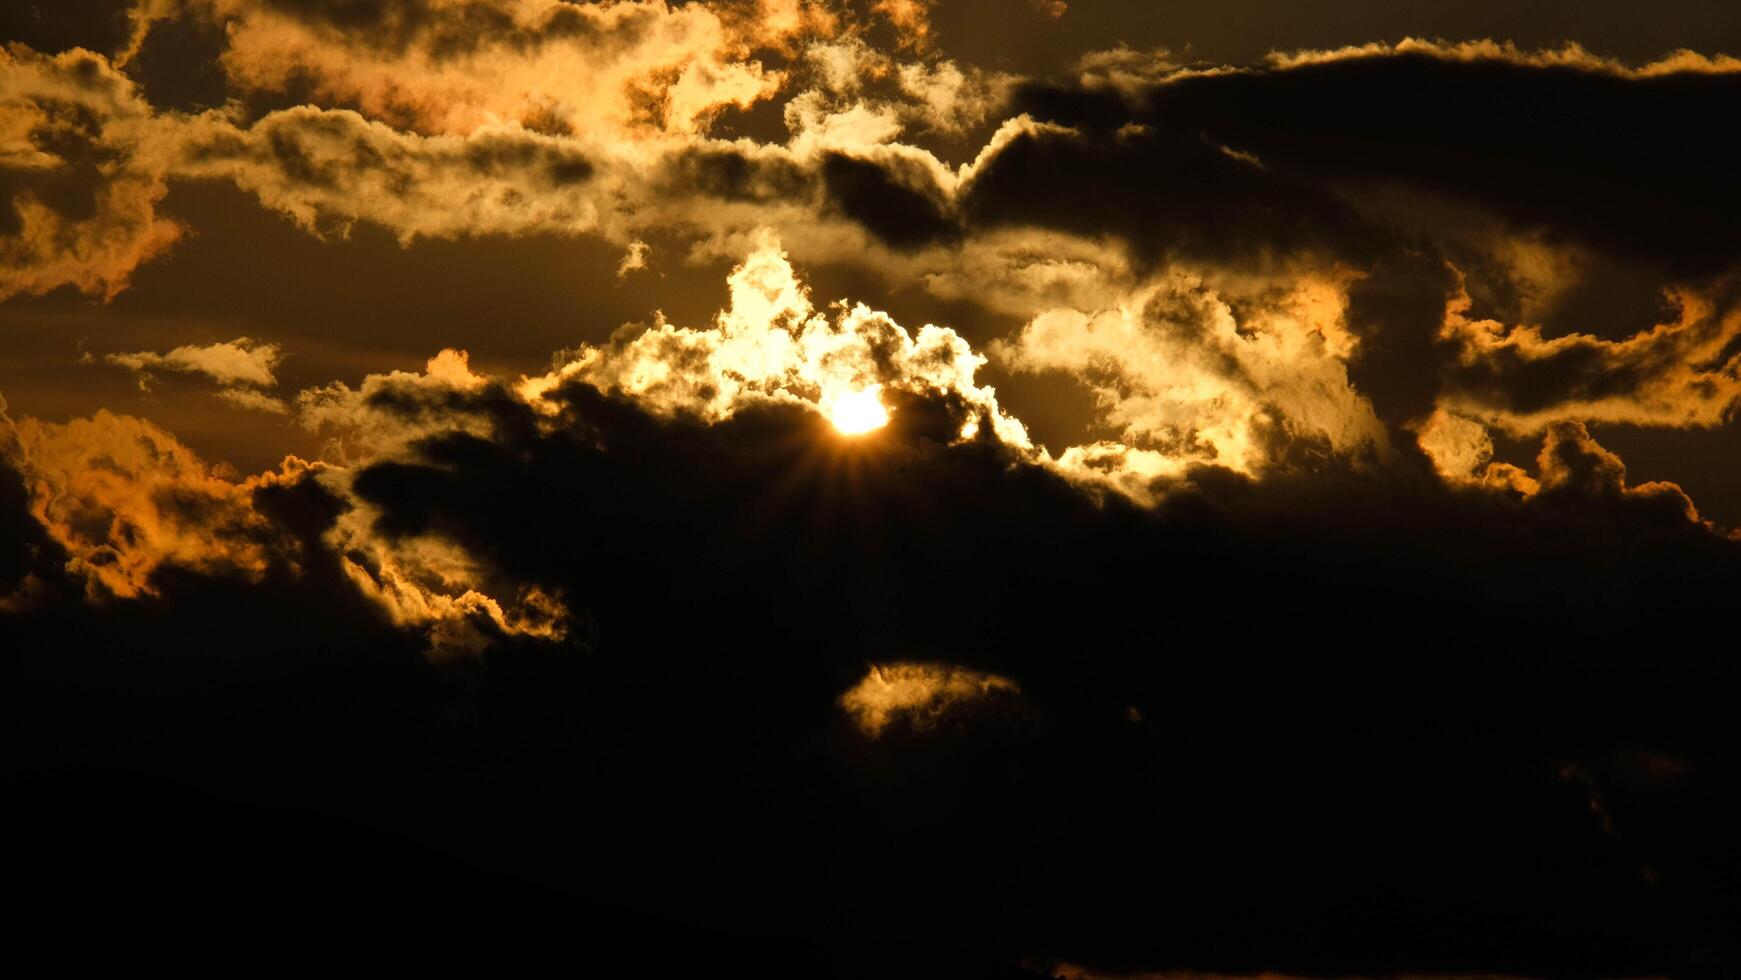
left=826, top=386, right=890, bottom=435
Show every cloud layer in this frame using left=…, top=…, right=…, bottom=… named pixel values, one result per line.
left=7, top=6, right=1741, bottom=976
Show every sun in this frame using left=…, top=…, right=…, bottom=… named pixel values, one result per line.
left=823, top=385, right=890, bottom=435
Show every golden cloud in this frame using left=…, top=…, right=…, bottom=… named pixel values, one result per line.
left=0, top=45, right=181, bottom=301
left=839, top=661, right=1022, bottom=736
left=0, top=405, right=282, bottom=598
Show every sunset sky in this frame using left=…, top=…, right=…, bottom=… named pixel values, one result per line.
left=5, top=2, right=1741, bottom=976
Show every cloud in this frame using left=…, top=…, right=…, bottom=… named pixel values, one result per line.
left=969, top=48, right=1741, bottom=448
left=117, top=240, right=1724, bottom=660
left=1121, top=40, right=1741, bottom=278
left=10, top=15, right=1741, bottom=976
left=0, top=44, right=181, bottom=300
left=1533, top=419, right=1701, bottom=521
left=213, top=386, right=290, bottom=414
left=7, top=235, right=1741, bottom=973
left=102, top=337, right=289, bottom=412
left=518, top=231, right=1030, bottom=447
left=869, top=0, right=934, bottom=50
left=956, top=103, right=1379, bottom=272
left=615, top=238, right=651, bottom=278
left=839, top=661, right=1024, bottom=736
left=1, top=347, right=562, bottom=648
left=1436, top=280, right=1741, bottom=434
left=128, top=0, right=814, bottom=138
left=998, top=264, right=1388, bottom=482
left=106, top=337, right=282, bottom=388
left=0, top=401, right=290, bottom=598
left=289, top=348, right=569, bottom=651
left=172, top=105, right=603, bottom=242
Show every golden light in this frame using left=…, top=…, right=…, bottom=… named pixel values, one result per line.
left=822, top=384, right=890, bottom=435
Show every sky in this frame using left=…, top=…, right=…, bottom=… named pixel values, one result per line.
left=4, top=2, right=1741, bottom=975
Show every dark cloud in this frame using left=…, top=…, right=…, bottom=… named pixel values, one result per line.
left=126, top=11, right=231, bottom=111
left=1341, top=247, right=1460, bottom=427
left=977, top=50, right=1741, bottom=282
left=250, top=0, right=537, bottom=59
left=960, top=99, right=1380, bottom=270
left=957, top=51, right=1741, bottom=439
left=1134, top=51, right=1741, bottom=279
left=11, top=373, right=1738, bottom=974
left=821, top=151, right=957, bottom=248
left=661, top=143, right=814, bottom=203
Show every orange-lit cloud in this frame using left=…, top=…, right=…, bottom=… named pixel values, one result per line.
left=127, top=0, right=816, bottom=138
left=291, top=348, right=569, bottom=652
left=839, top=661, right=1022, bottom=736
left=0, top=45, right=181, bottom=301
left=1436, top=281, right=1741, bottom=435
left=1265, top=36, right=1741, bottom=76
left=0, top=400, right=284, bottom=598
left=103, top=337, right=288, bottom=413
left=1417, top=412, right=1702, bottom=524
left=1000, top=265, right=1386, bottom=483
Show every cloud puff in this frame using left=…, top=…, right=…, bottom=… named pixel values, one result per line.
left=104, top=337, right=288, bottom=412
left=0, top=44, right=181, bottom=300
left=0, top=402, right=289, bottom=598
left=839, top=661, right=1024, bottom=736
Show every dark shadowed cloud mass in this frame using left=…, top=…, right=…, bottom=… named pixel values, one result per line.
left=5, top=3, right=1741, bottom=976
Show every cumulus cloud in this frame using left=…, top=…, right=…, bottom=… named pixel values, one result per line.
left=1419, top=410, right=1703, bottom=522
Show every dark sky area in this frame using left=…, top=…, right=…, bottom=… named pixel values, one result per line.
left=5, top=2, right=1741, bottom=976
